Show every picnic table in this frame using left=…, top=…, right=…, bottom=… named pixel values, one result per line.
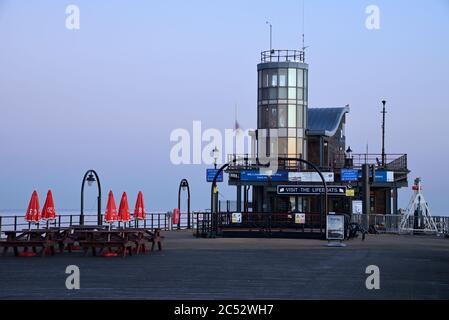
left=0, top=226, right=164, bottom=258
left=0, top=229, right=59, bottom=257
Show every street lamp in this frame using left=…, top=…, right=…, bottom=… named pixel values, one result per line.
left=178, top=179, right=191, bottom=230
left=80, top=170, right=102, bottom=226
left=345, top=146, right=354, bottom=168
left=212, top=146, right=219, bottom=169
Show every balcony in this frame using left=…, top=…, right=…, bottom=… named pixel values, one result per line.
left=227, top=153, right=408, bottom=173
left=261, top=49, right=305, bottom=63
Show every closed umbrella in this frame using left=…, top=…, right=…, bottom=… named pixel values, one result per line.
left=103, top=191, right=118, bottom=257
left=118, top=192, right=131, bottom=227
left=133, top=191, right=146, bottom=227
left=42, top=190, right=57, bottom=222
left=25, top=191, right=41, bottom=225
left=105, top=191, right=118, bottom=225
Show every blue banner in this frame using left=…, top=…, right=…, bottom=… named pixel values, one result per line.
left=240, top=170, right=288, bottom=182
left=341, top=169, right=394, bottom=183
left=341, top=169, right=359, bottom=182
left=207, top=169, right=223, bottom=183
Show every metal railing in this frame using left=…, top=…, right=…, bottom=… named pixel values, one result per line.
left=350, top=214, right=449, bottom=234
left=226, top=154, right=408, bottom=173
left=194, top=212, right=449, bottom=238
left=261, top=50, right=305, bottom=63
left=0, top=212, right=198, bottom=238
left=195, top=212, right=325, bottom=238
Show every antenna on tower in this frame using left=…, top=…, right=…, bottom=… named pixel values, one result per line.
left=265, top=21, right=273, bottom=53
left=301, top=0, right=309, bottom=60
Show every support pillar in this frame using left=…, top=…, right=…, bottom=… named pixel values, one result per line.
left=236, top=185, right=242, bottom=212
left=393, top=187, right=398, bottom=215
left=362, top=164, right=371, bottom=229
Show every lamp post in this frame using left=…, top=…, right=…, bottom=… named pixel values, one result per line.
left=212, top=146, right=219, bottom=169
left=178, top=179, right=191, bottom=230
left=345, top=146, right=353, bottom=168
left=381, top=100, right=387, bottom=167
left=80, top=170, right=102, bottom=226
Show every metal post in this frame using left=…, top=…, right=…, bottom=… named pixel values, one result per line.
left=236, top=185, right=242, bottom=212
left=381, top=100, right=387, bottom=167
left=362, top=164, right=371, bottom=229
left=178, top=179, right=191, bottom=230
left=81, top=170, right=102, bottom=226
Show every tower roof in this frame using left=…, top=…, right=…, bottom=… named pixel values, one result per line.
left=307, top=106, right=350, bottom=137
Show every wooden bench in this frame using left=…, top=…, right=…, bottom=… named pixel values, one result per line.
left=79, top=240, right=136, bottom=257
left=0, top=240, right=57, bottom=257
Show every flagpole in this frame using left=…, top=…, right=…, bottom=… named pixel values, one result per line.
left=234, top=104, right=237, bottom=157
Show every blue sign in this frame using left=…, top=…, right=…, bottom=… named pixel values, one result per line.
left=341, top=169, right=359, bottom=182
left=341, top=169, right=394, bottom=183
left=240, top=170, right=288, bottom=182
left=207, top=169, right=223, bottom=183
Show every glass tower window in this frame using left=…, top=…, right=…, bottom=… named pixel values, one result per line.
left=268, top=69, right=278, bottom=87
left=288, top=138, right=297, bottom=156
left=278, top=105, right=287, bottom=128
left=288, top=105, right=296, bottom=128
left=262, top=70, right=269, bottom=88
left=269, top=88, right=277, bottom=100
left=269, top=106, right=278, bottom=128
left=297, top=69, right=304, bottom=87
left=279, top=69, right=287, bottom=87
left=278, top=138, right=288, bottom=156
left=278, top=88, right=287, bottom=99
left=288, top=69, right=297, bottom=87
left=288, top=88, right=297, bottom=100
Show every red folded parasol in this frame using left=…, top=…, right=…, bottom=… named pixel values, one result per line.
left=133, top=191, right=146, bottom=220
left=42, top=190, right=57, bottom=221
left=118, top=192, right=131, bottom=222
left=25, top=191, right=41, bottom=224
left=105, top=190, right=118, bottom=224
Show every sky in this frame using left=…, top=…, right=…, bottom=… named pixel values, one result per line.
left=0, top=0, right=448, bottom=214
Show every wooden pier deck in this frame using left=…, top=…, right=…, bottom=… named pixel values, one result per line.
left=1, top=231, right=449, bottom=300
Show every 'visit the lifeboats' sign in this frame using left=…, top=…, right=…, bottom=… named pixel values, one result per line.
left=277, top=186, right=347, bottom=196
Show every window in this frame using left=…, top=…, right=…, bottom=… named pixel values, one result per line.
left=288, top=88, right=297, bottom=100
left=297, top=88, right=304, bottom=101
left=304, top=70, right=308, bottom=88
left=278, top=88, right=287, bottom=99
left=288, top=105, right=296, bottom=127
left=279, top=69, right=287, bottom=87
left=288, top=138, right=297, bottom=156
left=297, top=138, right=304, bottom=156
left=269, top=106, right=278, bottom=128
left=297, top=105, right=304, bottom=127
left=278, top=138, right=288, bottom=156
left=259, top=106, right=270, bottom=128
left=269, top=88, right=277, bottom=100
left=268, top=69, right=278, bottom=87
left=288, top=68, right=297, bottom=87
left=278, top=105, right=287, bottom=128
left=262, top=70, right=269, bottom=88
left=297, top=69, right=304, bottom=87
left=262, top=88, right=269, bottom=100
left=258, top=71, right=262, bottom=89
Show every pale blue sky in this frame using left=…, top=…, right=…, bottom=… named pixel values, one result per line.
left=0, top=0, right=448, bottom=214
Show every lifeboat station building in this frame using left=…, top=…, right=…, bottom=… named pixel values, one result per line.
left=214, top=50, right=409, bottom=238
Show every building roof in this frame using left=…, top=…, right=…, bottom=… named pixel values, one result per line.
left=307, top=106, right=350, bottom=137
